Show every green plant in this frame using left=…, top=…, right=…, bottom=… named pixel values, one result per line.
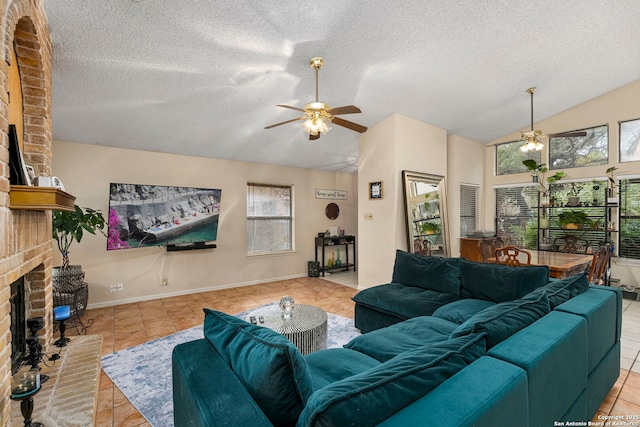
left=557, top=210, right=590, bottom=228
left=522, top=159, right=548, bottom=191
left=421, top=221, right=440, bottom=234
left=52, top=205, right=107, bottom=268
left=606, top=166, right=619, bottom=188
left=546, top=171, right=567, bottom=184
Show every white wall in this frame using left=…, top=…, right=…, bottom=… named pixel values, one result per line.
left=52, top=141, right=358, bottom=307
left=484, top=79, right=640, bottom=286
left=447, top=135, right=486, bottom=257
left=357, top=114, right=447, bottom=288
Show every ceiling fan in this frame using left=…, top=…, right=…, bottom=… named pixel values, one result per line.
left=265, top=57, right=367, bottom=140
left=520, top=87, right=587, bottom=152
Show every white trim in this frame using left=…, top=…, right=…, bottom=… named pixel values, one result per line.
left=87, top=272, right=309, bottom=309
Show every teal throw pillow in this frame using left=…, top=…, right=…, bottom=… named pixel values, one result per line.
left=527, top=271, right=589, bottom=308
left=297, top=333, right=486, bottom=427
left=391, top=250, right=462, bottom=295
left=451, top=291, right=550, bottom=348
left=459, top=259, right=550, bottom=302
left=203, top=308, right=313, bottom=427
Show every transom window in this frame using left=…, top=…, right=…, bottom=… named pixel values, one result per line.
left=247, top=183, right=293, bottom=254
left=620, top=118, right=640, bottom=163
left=549, top=125, right=608, bottom=169
left=496, top=141, right=542, bottom=175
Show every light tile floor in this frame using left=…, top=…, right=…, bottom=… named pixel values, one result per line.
left=67, top=272, right=639, bottom=426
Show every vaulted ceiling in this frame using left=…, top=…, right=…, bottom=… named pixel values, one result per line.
left=44, top=1, right=640, bottom=173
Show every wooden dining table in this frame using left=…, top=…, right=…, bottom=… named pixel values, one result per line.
left=492, top=249, right=593, bottom=279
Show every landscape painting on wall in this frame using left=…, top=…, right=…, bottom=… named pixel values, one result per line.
left=107, top=183, right=222, bottom=250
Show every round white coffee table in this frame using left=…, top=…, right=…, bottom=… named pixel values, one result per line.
left=246, top=304, right=328, bottom=355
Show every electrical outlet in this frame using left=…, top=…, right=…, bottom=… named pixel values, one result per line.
left=109, top=284, right=117, bottom=293
left=162, top=278, right=169, bottom=286
left=116, top=283, right=124, bottom=291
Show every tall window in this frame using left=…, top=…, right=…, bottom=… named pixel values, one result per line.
left=495, top=185, right=538, bottom=248
left=620, top=118, right=640, bottom=163
left=619, top=178, right=640, bottom=260
left=247, top=183, right=293, bottom=254
left=549, top=125, right=608, bottom=169
left=460, top=184, right=479, bottom=236
left=496, top=140, right=542, bottom=175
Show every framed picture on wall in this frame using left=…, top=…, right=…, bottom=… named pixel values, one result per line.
left=369, top=181, right=383, bottom=199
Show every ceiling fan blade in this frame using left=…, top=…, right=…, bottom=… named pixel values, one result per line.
left=264, top=116, right=306, bottom=129
left=309, top=133, right=320, bottom=141
left=276, top=104, right=305, bottom=112
left=326, top=105, right=362, bottom=115
left=331, top=116, right=368, bottom=133
left=548, top=131, right=588, bottom=138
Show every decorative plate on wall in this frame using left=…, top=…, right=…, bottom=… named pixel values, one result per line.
left=325, top=203, right=339, bottom=220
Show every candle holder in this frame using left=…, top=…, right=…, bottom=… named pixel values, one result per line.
left=279, top=296, right=295, bottom=319
left=10, top=369, right=43, bottom=427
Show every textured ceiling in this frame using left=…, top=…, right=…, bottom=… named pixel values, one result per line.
left=44, top=1, right=640, bottom=173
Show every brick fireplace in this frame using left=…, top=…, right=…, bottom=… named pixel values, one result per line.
left=0, top=1, right=54, bottom=425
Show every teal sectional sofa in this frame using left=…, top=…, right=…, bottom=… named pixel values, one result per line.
left=172, top=250, right=621, bottom=427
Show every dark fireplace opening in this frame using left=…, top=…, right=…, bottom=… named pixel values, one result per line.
left=11, top=277, right=26, bottom=375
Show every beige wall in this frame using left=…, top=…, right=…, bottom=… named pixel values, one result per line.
left=484, top=79, right=640, bottom=286
left=447, top=135, right=486, bottom=257
left=52, top=141, right=357, bottom=307
left=357, top=114, right=447, bottom=288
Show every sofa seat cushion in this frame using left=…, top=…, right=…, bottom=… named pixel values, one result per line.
left=432, top=299, right=498, bottom=324
left=203, top=308, right=313, bottom=427
left=305, top=348, right=381, bottom=390
left=451, top=291, right=551, bottom=349
left=352, top=283, right=462, bottom=320
left=344, top=316, right=458, bottom=362
left=459, top=259, right=550, bottom=302
left=391, top=250, right=462, bottom=295
left=297, top=333, right=487, bottom=427
left=528, top=271, right=589, bottom=309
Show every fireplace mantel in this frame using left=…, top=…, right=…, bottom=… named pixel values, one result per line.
left=9, top=185, right=75, bottom=211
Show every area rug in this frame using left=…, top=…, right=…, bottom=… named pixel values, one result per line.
left=101, top=305, right=360, bottom=427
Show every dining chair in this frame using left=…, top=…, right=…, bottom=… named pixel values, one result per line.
left=477, top=237, right=504, bottom=263
left=587, top=243, right=612, bottom=285
left=413, top=238, right=432, bottom=257
left=553, top=235, right=590, bottom=254
left=495, top=246, right=532, bottom=266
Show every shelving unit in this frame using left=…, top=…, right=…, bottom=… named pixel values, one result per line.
left=536, top=184, right=617, bottom=254
left=9, top=185, right=75, bottom=211
left=535, top=183, right=618, bottom=286
left=314, top=235, right=356, bottom=277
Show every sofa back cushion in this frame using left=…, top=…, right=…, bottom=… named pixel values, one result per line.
left=432, top=299, right=498, bottom=324
left=528, top=271, right=589, bottom=309
left=451, top=291, right=550, bottom=349
left=459, top=259, right=549, bottom=302
left=391, top=250, right=462, bottom=295
left=203, top=309, right=313, bottom=427
left=297, top=333, right=486, bottom=427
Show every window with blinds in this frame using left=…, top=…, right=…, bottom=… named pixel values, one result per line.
left=247, top=183, right=293, bottom=254
left=494, top=186, right=538, bottom=248
left=619, top=178, right=640, bottom=259
left=460, top=184, right=479, bottom=237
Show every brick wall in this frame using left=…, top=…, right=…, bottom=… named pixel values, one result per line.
left=0, top=1, right=52, bottom=425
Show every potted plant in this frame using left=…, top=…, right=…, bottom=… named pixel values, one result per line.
left=421, top=221, right=440, bottom=235
left=557, top=210, right=590, bottom=230
left=522, top=159, right=548, bottom=191
left=52, top=205, right=106, bottom=288
left=546, top=171, right=567, bottom=206
left=567, top=182, right=583, bottom=207
left=606, top=166, right=618, bottom=201
left=53, top=205, right=107, bottom=268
